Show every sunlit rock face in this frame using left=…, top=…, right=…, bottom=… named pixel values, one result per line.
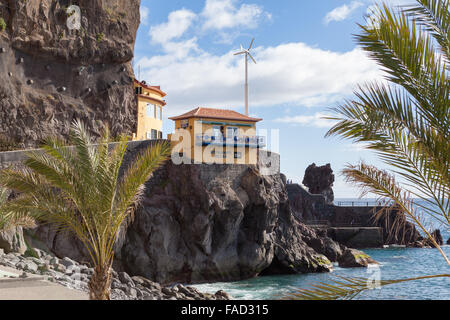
left=117, top=152, right=339, bottom=285
left=27, top=146, right=342, bottom=285
left=0, top=0, right=140, bottom=148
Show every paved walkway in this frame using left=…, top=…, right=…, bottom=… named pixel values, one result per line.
left=0, top=265, right=88, bottom=300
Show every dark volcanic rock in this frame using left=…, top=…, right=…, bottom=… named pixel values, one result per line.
left=302, top=163, right=335, bottom=204
left=338, top=248, right=378, bottom=268
left=286, top=183, right=334, bottom=222
left=287, top=183, right=421, bottom=247
left=0, top=0, right=140, bottom=148
left=118, top=160, right=336, bottom=284
left=423, top=230, right=444, bottom=247
left=26, top=148, right=344, bottom=285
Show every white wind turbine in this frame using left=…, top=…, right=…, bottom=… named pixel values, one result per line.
left=234, top=38, right=257, bottom=116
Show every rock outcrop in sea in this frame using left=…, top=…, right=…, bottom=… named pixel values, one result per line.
left=338, top=248, right=379, bottom=268
left=302, top=163, right=335, bottom=205
left=0, top=0, right=140, bottom=149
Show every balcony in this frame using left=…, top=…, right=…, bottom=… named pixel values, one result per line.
left=195, top=134, right=266, bottom=148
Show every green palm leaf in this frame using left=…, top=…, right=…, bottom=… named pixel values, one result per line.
left=303, top=0, right=450, bottom=300
left=0, top=120, right=171, bottom=299
left=284, top=275, right=450, bottom=300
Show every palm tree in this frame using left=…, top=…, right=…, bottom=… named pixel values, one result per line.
left=0, top=188, right=35, bottom=231
left=287, top=0, right=449, bottom=299
left=0, top=120, right=171, bottom=300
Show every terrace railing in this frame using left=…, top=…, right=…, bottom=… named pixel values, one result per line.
left=335, top=201, right=393, bottom=207
left=195, top=135, right=266, bottom=148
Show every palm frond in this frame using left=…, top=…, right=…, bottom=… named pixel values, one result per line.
left=0, top=120, right=171, bottom=273
left=284, top=274, right=450, bottom=300
left=343, top=162, right=450, bottom=265
left=404, top=0, right=450, bottom=62
left=357, top=3, right=449, bottom=130
left=0, top=187, right=36, bottom=230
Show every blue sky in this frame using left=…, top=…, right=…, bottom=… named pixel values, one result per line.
left=134, top=0, right=413, bottom=198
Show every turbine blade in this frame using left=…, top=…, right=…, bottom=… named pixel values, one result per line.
left=234, top=51, right=245, bottom=55
left=248, top=53, right=257, bottom=64
left=248, top=38, right=255, bottom=50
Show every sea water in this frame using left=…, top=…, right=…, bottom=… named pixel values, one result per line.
left=192, top=199, right=450, bottom=300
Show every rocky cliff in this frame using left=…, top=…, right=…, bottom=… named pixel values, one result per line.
left=23, top=144, right=344, bottom=285
left=117, top=160, right=340, bottom=284
left=0, top=0, right=140, bottom=149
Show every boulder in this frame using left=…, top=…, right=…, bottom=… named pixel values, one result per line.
left=0, top=227, right=27, bottom=254
left=447, top=238, right=450, bottom=245
left=338, top=248, right=378, bottom=268
left=59, top=257, right=77, bottom=268
left=215, top=290, right=232, bottom=300
left=118, top=272, right=135, bottom=287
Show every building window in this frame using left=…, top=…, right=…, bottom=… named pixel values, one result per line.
left=146, top=132, right=151, bottom=140
left=181, top=120, right=189, bottom=129
left=158, top=131, right=162, bottom=139
left=227, top=127, right=239, bottom=138
left=213, top=126, right=225, bottom=138
left=146, top=104, right=153, bottom=117
left=151, top=129, right=157, bottom=140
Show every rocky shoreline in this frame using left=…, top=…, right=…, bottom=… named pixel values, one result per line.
left=0, top=248, right=231, bottom=301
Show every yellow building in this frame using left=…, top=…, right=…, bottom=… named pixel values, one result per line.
left=169, top=107, right=265, bottom=165
left=133, top=79, right=166, bottom=141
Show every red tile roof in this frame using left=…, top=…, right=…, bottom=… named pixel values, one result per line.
left=134, top=79, right=167, bottom=97
left=169, top=107, right=262, bottom=122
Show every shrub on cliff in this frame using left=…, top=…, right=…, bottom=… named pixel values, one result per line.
left=0, top=120, right=171, bottom=300
left=0, top=18, right=6, bottom=32
left=288, top=0, right=450, bottom=300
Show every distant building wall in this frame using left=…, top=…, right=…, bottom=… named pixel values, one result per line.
left=170, top=117, right=262, bottom=165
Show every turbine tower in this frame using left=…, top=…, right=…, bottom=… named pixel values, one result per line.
left=234, top=38, right=257, bottom=116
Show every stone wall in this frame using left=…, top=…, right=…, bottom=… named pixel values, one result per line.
left=287, top=183, right=420, bottom=247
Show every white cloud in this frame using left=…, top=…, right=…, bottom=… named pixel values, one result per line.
left=275, top=113, right=336, bottom=129
left=140, top=6, right=150, bottom=25
left=149, top=9, right=197, bottom=44
left=136, top=42, right=382, bottom=116
left=201, top=0, right=265, bottom=31
left=324, top=1, right=364, bottom=25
